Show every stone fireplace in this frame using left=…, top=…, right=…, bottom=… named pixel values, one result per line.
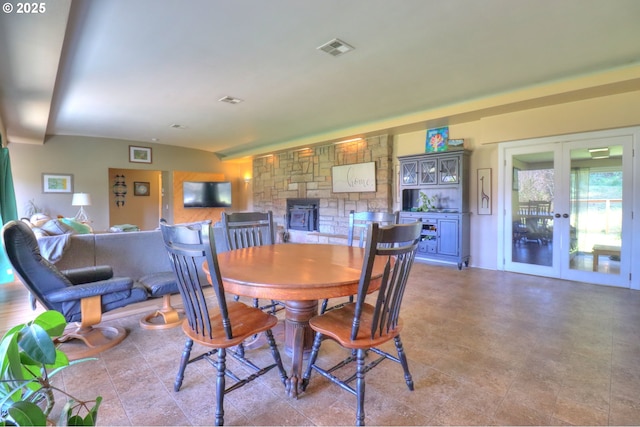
left=286, top=198, right=319, bottom=231
left=252, top=135, right=393, bottom=242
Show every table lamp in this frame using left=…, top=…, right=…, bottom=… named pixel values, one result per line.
left=72, top=192, right=92, bottom=223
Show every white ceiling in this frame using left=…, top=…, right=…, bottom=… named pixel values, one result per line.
left=1, top=0, right=640, bottom=159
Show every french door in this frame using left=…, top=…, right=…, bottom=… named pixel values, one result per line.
left=501, top=129, right=634, bottom=288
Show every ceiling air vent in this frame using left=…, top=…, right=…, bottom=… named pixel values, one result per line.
left=218, top=96, right=243, bottom=104
left=317, top=38, right=355, bottom=57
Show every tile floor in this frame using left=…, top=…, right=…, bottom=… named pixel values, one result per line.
left=33, top=263, right=640, bottom=425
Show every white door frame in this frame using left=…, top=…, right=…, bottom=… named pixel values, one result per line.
left=497, top=126, right=639, bottom=289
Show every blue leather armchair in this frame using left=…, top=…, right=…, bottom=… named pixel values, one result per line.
left=2, top=220, right=148, bottom=359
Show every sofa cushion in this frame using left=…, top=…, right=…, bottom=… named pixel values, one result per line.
left=41, top=219, right=75, bottom=235
left=94, top=230, right=172, bottom=280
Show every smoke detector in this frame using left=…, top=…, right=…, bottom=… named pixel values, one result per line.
left=218, top=96, right=243, bottom=104
left=317, top=38, right=355, bottom=57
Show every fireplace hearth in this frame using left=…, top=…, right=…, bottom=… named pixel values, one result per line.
left=286, top=198, right=319, bottom=231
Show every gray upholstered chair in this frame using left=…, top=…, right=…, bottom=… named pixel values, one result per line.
left=2, top=220, right=148, bottom=359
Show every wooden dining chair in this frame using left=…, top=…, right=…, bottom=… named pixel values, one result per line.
left=302, top=221, right=422, bottom=426
left=159, top=220, right=287, bottom=427
left=221, top=211, right=284, bottom=314
left=320, top=210, right=399, bottom=314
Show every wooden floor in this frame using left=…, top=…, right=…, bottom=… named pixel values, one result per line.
left=2, top=263, right=640, bottom=425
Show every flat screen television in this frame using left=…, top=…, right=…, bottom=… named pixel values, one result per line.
left=183, top=181, right=232, bottom=208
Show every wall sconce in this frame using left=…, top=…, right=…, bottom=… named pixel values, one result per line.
left=244, top=176, right=252, bottom=184
left=72, top=192, right=92, bottom=223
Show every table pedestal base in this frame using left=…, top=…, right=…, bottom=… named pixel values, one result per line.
left=283, top=300, right=318, bottom=398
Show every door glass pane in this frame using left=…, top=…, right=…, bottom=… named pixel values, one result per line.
left=511, top=152, right=554, bottom=266
left=569, top=145, right=622, bottom=275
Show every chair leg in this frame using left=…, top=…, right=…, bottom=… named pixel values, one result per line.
left=356, top=348, right=366, bottom=427
left=394, top=336, right=414, bottom=391
left=174, top=338, right=193, bottom=392
left=301, top=332, right=323, bottom=391
left=265, top=329, right=288, bottom=386
left=215, top=347, right=226, bottom=427
left=319, top=299, right=329, bottom=314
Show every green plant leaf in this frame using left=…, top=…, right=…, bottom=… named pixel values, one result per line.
left=17, top=324, right=56, bottom=365
left=33, top=311, right=66, bottom=337
left=87, top=396, right=102, bottom=425
left=0, top=331, right=25, bottom=399
left=6, top=400, right=47, bottom=426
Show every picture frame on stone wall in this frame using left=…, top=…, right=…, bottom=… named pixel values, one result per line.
left=331, top=162, right=376, bottom=193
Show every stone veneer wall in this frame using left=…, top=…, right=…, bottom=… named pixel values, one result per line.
left=253, top=135, right=393, bottom=238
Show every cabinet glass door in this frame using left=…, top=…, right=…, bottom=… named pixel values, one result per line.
left=439, top=157, right=459, bottom=184
left=401, top=162, right=417, bottom=185
left=419, top=159, right=437, bottom=185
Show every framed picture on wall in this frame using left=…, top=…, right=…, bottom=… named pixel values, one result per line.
left=477, top=168, right=491, bottom=215
left=129, top=146, right=152, bottom=163
left=134, top=181, right=150, bottom=196
left=42, top=173, right=73, bottom=193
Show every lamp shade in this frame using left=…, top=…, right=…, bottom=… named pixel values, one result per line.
left=72, top=193, right=92, bottom=206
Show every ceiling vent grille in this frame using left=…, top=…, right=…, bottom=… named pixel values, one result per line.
left=317, top=38, right=355, bottom=57
left=218, top=96, right=243, bottom=104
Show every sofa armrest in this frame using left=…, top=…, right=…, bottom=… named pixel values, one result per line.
left=47, top=277, right=134, bottom=303
left=62, top=265, right=113, bottom=284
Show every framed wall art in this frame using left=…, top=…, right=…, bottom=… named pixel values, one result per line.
left=42, top=173, right=73, bottom=193
left=477, top=168, right=492, bottom=215
left=331, top=162, right=376, bottom=193
left=134, top=181, right=150, bottom=196
left=129, top=145, right=152, bottom=163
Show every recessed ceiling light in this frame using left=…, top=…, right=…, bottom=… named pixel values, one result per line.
left=317, top=38, right=355, bottom=57
left=218, top=96, right=243, bottom=104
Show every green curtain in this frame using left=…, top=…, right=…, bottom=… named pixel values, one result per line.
left=0, top=137, right=18, bottom=283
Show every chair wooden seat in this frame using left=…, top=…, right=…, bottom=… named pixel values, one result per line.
left=183, top=301, right=278, bottom=347
left=310, top=303, right=404, bottom=349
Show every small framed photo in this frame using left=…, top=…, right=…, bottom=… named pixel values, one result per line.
left=129, top=145, right=152, bottom=163
left=42, top=173, right=73, bottom=193
left=134, top=181, right=150, bottom=196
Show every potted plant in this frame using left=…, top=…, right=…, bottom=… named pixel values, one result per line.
left=0, top=311, right=101, bottom=426
left=418, top=191, right=435, bottom=212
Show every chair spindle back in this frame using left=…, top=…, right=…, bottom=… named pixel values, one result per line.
left=221, top=211, right=275, bottom=250
left=160, top=220, right=233, bottom=340
left=348, top=210, right=399, bottom=248
left=352, top=221, right=422, bottom=341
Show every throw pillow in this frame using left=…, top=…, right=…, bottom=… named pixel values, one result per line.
left=60, top=218, right=92, bottom=234
left=40, top=219, right=75, bottom=235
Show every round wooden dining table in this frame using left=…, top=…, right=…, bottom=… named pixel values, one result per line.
left=211, top=243, right=386, bottom=398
